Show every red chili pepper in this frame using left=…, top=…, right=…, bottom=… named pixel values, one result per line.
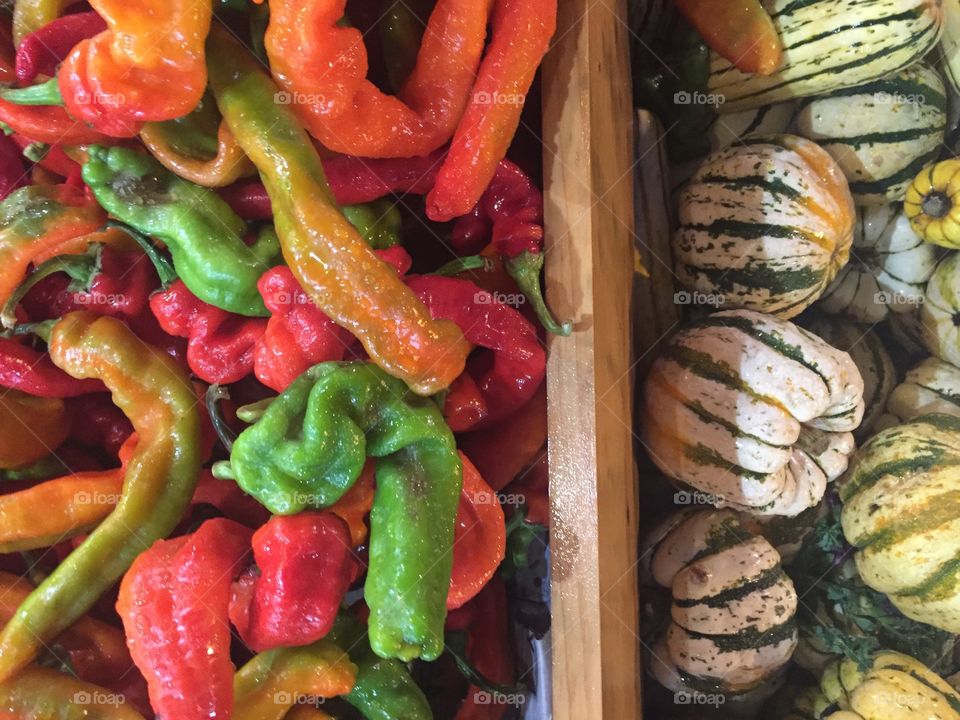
left=117, top=518, right=252, bottom=720
left=0, top=99, right=111, bottom=145
left=229, top=512, right=355, bottom=652
left=10, top=135, right=81, bottom=181
left=0, top=336, right=102, bottom=397
left=407, top=275, right=545, bottom=431
left=448, top=452, right=506, bottom=610
left=190, top=470, right=270, bottom=528
left=0, top=134, right=26, bottom=200
left=149, top=279, right=268, bottom=385
left=218, top=151, right=444, bottom=220
left=15, top=11, right=107, bottom=84
left=66, top=392, right=133, bottom=457
left=454, top=575, right=516, bottom=720
left=450, top=158, right=543, bottom=259
left=459, top=382, right=546, bottom=491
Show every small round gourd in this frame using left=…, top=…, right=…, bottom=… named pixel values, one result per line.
left=642, top=309, right=864, bottom=516
left=819, top=204, right=940, bottom=323
left=645, top=509, right=798, bottom=696
left=886, top=356, right=960, bottom=422
left=674, top=135, right=855, bottom=318
left=841, top=413, right=960, bottom=633
left=921, top=251, right=960, bottom=367
left=906, top=160, right=960, bottom=248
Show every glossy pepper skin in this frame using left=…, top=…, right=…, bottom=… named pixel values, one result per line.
left=265, top=0, right=490, bottom=158
left=229, top=512, right=354, bottom=652
left=408, top=275, right=545, bottom=431
left=117, top=518, right=252, bottom=720
left=330, top=612, right=433, bottom=720
left=208, top=28, right=469, bottom=396
left=0, top=133, right=27, bottom=200
left=217, top=361, right=462, bottom=660
left=0, top=312, right=203, bottom=682
left=57, top=0, right=213, bottom=137
left=0, top=388, right=68, bottom=469
left=0, top=336, right=102, bottom=396
left=15, top=11, right=106, bottom=83
left=12, top=0, right=71, bottom=46
left=0, top=667, right=147, bottom=719
left=83, top=145, right=279, bottom=316
left=232, top=640, right=357, bottom=720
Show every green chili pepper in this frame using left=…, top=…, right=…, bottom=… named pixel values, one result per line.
left=0, top=77, right=64, bottom=106
left=82, top=145, right=278, bottom=316
left=381, top=0, right=426, bottom=91
left=141, top=91, right=222, bottom=160
left=330, top=613, right=432, bottom=720
left=213, top=361, right=462, bottom=661
left=341, top=199, right=402, bottom=250
left=505, top=251, right=572, bottom=336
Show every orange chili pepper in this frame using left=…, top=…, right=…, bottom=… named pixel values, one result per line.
left=140, top=119, right=254, bottom=187
left=0, top=390, right=68, bottom=470
left=675, top=0, right=783, bottom=76
left=327, top=460, right=376, bottom=548
left=58, top=0, right=213, bottom=137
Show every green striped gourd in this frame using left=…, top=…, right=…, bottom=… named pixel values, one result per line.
left=819, top=203, right=941, bottom=323
left=675, top=135, right=855, bottom=318
left=793, top=63, right=947, bottom=205
left=707, top=102, right=796, bottom=151
left=803, top=317, right=896, bottom=442
left=646, top=509, right=798, bottom=695
left=887, top=356, right=960, bottom=421
left=642, top=309, right=864, bottom=516
left=841, top=413, right=960, bottom=632
left=709, top=0, right=944, bottom=112
left=922, top=252, right=960, bottom=367
left=783, top=651, right=960, bottom=719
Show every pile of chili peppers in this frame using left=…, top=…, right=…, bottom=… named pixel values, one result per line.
left=0, top=1, right=557, bottom=717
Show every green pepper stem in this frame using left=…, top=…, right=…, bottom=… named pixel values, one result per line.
left=1, top=78, right=64, bottom=106
left=235, top=397, right=274, bottom=424
left=1, top=248, right=101, bottom=329
left=205, top=383, right=236, bottom=452
left=433, top=255, right=486, bottom=277
left=105, top=221, right=179, bottom=286
left=211, top=461, right=235, bottom=480
left=505, top=251, right=572, bottom=336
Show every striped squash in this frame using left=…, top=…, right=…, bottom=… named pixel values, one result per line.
left=922, top=251, right=960, bottom=367
left=709, top=0, right=944, bottom=112
left=841, top=413, right=960, bottom=632
left=642, top=309, right=864, bottom=516
left=675, top=135, right=855, bottom=318
left=887, top=356, right=960, bottom=421
left=886, top=306, right=930, bottom=358
left=784, top=651, right=960, bottom=720
left=793, top=63, right=947, bottom=205
left=646, top=509, right=798, bottom=695
left=819, top=204, right=941, bottom=323
left=942, top=0, right=960, bottom=93
left=707, top=102, right=796, bottom=152
left=804, top=316, right=896, bottom=442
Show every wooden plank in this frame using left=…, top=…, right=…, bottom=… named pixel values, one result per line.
left=541, top=0, right=642, bottom=717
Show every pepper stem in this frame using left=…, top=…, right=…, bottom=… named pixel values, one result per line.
left=0, top=78, right=64, bottom=107
left=205, top=383, right=236, bottom=452
left=211, top=461, right=235, bottom=480
left=105, top=221, right=179, bottom=286
left=505, top=251, right=572, bottom=336
left=432, top=255, right=487, bottom=277
left=922, top=191, right=952, bottom=219
left=1, top=247, right=102, bottom=329
left=235, top=397, right=274, bottom=424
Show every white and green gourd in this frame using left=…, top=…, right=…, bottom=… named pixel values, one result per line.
left=644, top=509, right=798, bottom=696
left=792, top=63, right=947, bottom=205
left=803, top=316, right=896, bottom=442
left=941, top=0, right=960, bottom=94
left=841, top=413, right=960, bottom=633
left=886, top=356, right=960, bottom=422
left=707, top=102, right=797, bottom=151
left=642, top=309, right=864, bottom=516
left=819, top=204, right=941, bottom=323
left=709, top=0, right=944, bottom=112
left=674, top=135, right=855, bottom=318
left=922, top=251, right=960, bottom=367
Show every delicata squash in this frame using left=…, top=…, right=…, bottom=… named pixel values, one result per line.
left=642, top=309, right=864, bottom=516
left=674, top=135, right=854, bottom=319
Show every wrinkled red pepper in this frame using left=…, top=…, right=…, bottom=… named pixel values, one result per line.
left=0, top=336, right=102, bottom=397
left=15, top=11, right=107, bottom=84
left=117, top=518, right=252, bottom=720
left=229, top=512, right=355, bottom=652
left=407, top=275, right=545, bottom=431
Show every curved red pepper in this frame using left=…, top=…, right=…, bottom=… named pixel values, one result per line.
left=10, top=135, right=81, bottom=182
left=0, top=336, right=102, bottom=397
left=15, top=11, right=107, bottom=84
left=0, top=134, right=26, bottom=200
left=407, top=275, right=545, bottom=431
left=229, top=512, right=355, bottom=652
left=0, top=99, right=111, bottom=145
left=117, top=518, right=252, bottom=720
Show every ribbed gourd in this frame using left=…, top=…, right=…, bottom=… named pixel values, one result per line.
left=645, top=509, right=798, bottom=696
left=906, top=161, right=960, bottom=249
left=783, top=651, right=960, bottom=720
left=887, top=357, right=960, bottom=422
left=819, top=204, right=941, bottom=323
left=642, top=309, right=864, bottom=516
left=674, top=136, right=855, bottom=318
left=922, top=252, right=960, bottom=367
left=802, top=317, right=895, bottom=443
left=841, top=413, right=960, bottom=633
left=708, top=0, right=943, bottom=112
left=793, top=63, right=946, bottom=206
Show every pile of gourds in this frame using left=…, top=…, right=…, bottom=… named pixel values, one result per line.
left=637, top=1, right=960, bottom=717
